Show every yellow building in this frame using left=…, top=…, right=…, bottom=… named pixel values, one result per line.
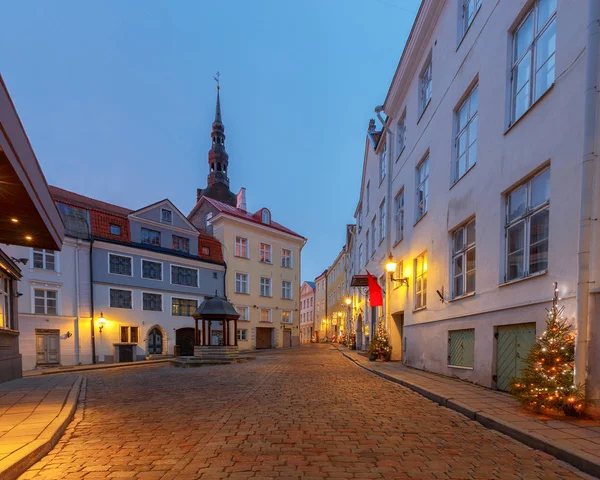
left=189, top=87, right=306, bottom=349
left=325, top=247, right=348, bottom=341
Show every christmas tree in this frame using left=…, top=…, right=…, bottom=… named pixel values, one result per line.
left=509, top=283, right=586, bottom=416
left=369, top=321, right=392, bottom=360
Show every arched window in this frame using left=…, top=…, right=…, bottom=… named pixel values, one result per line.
left=211, top=163, right=215, bottom=172
left=262, top=209, right=271, bottom=224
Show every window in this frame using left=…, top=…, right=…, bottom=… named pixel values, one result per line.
left=142, top=260, right=162, bottom=281
left=282, top=311, right=292, bottom=324
left=260, top=243, right=272, bottom=263
left=120, top=326, right=139, bottom=343
left=260, top=277, right=272, bottom=297
left=260, top=309, right=272, bottom=323
left=282, top=281, right=292, bottom=300
left=110, top=289, right=132, bottom=309
left=420, top=56, right=433, bottom=114
left=448, top=329, right=475, bottom=367
left=371, top=217, right=376, bottom=256
left=202, top=247, right=210, bottom=256
left=236, top=305, right=250, bottom=321
left=161, top=208, right=172, bottom=224
left=414, top=252, right=428, bottom=309
left=172, top=235, right=189, bottom=253
left=141, top=228, right=161, bottom=246
left=205, top=213, right=213, bottom=230
left=505, top=168, right=550, bottom=282
left=358, top=207, right=363, bottom=231
left=395, top=190, right=405, bottom=243
left=33, top=249, right=56, bottom=271
left=171, top=266, right=198, bottom=287
left=366, top=182, right=370, bottom=213
left=235, top=273, right=249, bottom=294
left=110, top=224, right=121, bottom=236
left=365, top=231, right=370, bottom=261
left=358, top=244, right=363, bottom=271
left=393, top=261, right=404, bottom=290
left=142, top=292, right=162, bottom=311
left=379, top=200, right=385, bottom=243
left=34, top=289, right=57, bottom=315
left=109, top=254, right=132, bottom=276
left=172, top=298, right=198, bottom=316
left=461, top=0, right=482, bottom=38
left=379, top=144, right=387, bottom=183
left=262, top=209, right=271, bottom=224
left=416, top=156, right=430, bottom=221
left=452, top=219, right=476, bottom=298
left=235, top=236, right=249, bottom=258
left=511, top=0, right=556, bottom=123
left=397, top=112, right=406, bottom=158
left=0, top=272, right=12, bottom=329
left=455, top=85, right=478, bottom=182
left=281, top=249, right=292, bottom=268
left=238, top=329, right=248, bottom=341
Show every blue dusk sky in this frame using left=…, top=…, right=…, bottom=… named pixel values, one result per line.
left=1, top=0, right=419, bottom=282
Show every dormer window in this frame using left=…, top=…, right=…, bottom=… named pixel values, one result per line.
left=261, top=209, right=271, bottom=224
left=161, top=208, right=172, bottom=224
left=110, top=224, right=121, bottom=236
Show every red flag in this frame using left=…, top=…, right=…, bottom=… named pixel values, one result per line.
left=366, top=270, right=383, bottom=307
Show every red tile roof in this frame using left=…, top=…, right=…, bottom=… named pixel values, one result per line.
left=50, top=186, right=225, bottom=265
left=202, top=197, right=305, bottom=240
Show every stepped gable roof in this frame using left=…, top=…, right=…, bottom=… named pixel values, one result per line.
left=202, top=196, right=305, bottom=240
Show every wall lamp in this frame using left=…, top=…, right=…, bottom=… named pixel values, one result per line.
left=385, top=255, right=409, bottom=287
left=11, top=257, right=29, bottom=266
left=98, top=312, right=106, bottom=333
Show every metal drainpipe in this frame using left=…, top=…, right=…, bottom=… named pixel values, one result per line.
left=90, top=238, right=96, bottom=364
left=376, top=106, right=393, bottom=334
left=74, top=239, right=81, bottom=365
left=576, top=0, right=600, bottom=390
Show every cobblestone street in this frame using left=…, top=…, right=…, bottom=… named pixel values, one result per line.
left=20, top=345, right=592, bottom=479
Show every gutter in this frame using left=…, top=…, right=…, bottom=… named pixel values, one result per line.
left=74, top=240, right=81, bottom=365
left=90, top=238, right=96, bottom=364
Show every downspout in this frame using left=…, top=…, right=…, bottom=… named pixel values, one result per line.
left=375, top=106, right=393, bottom=333
left=576, top=0, right=600, bottom=390
left=74, top=239, right=81, bottom=365
left=90, top=238, right=96, bottom=364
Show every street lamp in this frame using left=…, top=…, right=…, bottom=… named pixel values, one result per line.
left=385, top=255, right=409, bottom=287
left=98, top=312, right=107, bottom=333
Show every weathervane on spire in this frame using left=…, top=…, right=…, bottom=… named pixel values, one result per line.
left=213, top=71, right=220, bottom=90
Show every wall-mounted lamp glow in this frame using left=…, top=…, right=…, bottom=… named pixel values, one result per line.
left=385, top=255, right=409, bottom=287
left=98, top=312, right=106, bottom=333
left=345, top=297, right=351, bottom=306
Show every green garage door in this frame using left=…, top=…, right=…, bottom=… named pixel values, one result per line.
left=496, top=323, right=536, bottom=391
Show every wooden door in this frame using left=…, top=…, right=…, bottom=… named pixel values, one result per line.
left=148, top=328, right=163, bottom=355
left=256, top=328, right=272, bottom=349
left=496, top=323, right=536, bottom=391
left=176, top=328, right=195, bottom=356
left=36, top=332, right=60, bottom=364
left=283, top=329, right=292, bottom=347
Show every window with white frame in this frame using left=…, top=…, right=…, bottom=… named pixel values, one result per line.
left=281, top=249, right=292, bottom=268
left=235, top=272, right=249, bottom=294
left=141, top=228, right=161, bottom=246
left=259, top=243, right=272, bottom=263
left=110, top=224, right=121, bottom=236
left=448, top=329, right=475, bottom=367
left=416, top=156, right=430, bottom=221
left=142, top=292, right=162, bottom=311
left=172, top=298, right=198, bottom=316
left=142, top=259, right=162, bottom=280
left=379, top=144, right=387, bottom=183
left=379, top=200, right=385, bottom=243
left=260, top=277, right=272, bottom=297
left=395, top=189, right=404, bottom=243
left=461, top=0, right=482, bottom=38
left=420, top=56, right=432, bottom=114
left=366, top=182, right=370, bottom=213
left=511, top=0, right=556, bottom=123
left=235, top=236, right=249, bottom=258
left=205, top=212, right=213, bottom=229
left=397, top=112, right=406, bottom=158
left=161, top=208, right=172, bottom=224
left=238, top=329, right=248, bottom=341
left=171, top=266, right=198, bottom=287
left=358, top=207, right=363, bottom=231
left=262, top=209, right=271, bottom=224
left=120, top=326, right=139, bottom=343
left=505, top=168, right=550, bottom=282
left=365, top=231, right=370, bottom=260
left=34, top=289, right=57, bottom=315
left=393, top=261, right=404, bottom=290
left=282, top=311, right=292, bottom=324
left=236, top=305, right=250, bottom=321
left=260, top=308, right=272, bottom=323
left=455, top=85, right=478, bottom=182
left=172, top=235, right=189, bottom=253
left=452, top=219, right=476, bottom=298
left=358, top=244, right=363, bottom=271
left=282, top=281, right=292, bottom=300
left=109, top=254, right=132, bottom=276
left=0, top=272, right=12, bottom=329
left=33, top=249, right=56, bottom=271
left=110, top=289, right=132, bottom=309
left=414, top=252, right=428, bottom=309
left=371, top=217, right=376, bottom=256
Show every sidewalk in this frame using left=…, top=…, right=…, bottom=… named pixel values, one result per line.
left=337, top=346, right=600, bottom=478
left=0, top=375, right=83, bottom=480
left=22, top=358, right=171, bottom=377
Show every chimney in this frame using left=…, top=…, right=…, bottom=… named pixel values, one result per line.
left=237, top=187, right=247, bottom=211
left=368, top=119, right=376, bottom=132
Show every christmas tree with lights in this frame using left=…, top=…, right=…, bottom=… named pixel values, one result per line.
left=369, top=320, right=392, bottom=361
left=509, top=283, right=586, bottom=416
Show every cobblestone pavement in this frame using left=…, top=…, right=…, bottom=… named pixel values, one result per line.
left=20, top=345, right=593, bottom=479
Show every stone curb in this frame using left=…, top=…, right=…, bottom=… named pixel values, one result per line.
left=0, top=375, right=85, bottom=480
left=24, top=359, right=171, bottom=376
left=336, top=348, right=600, bottom=479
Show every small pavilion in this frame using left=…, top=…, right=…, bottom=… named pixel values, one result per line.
left=192, top=295, right=240, bottom=353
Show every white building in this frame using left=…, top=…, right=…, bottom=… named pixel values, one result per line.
left=300, top=281, right=315, bottom=344
left=349, top=0, right=600, bottom=406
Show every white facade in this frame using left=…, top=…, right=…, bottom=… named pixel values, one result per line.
left=349, top=0, right=600, bottom=399
left=300, top=281, right=315, bottom=344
